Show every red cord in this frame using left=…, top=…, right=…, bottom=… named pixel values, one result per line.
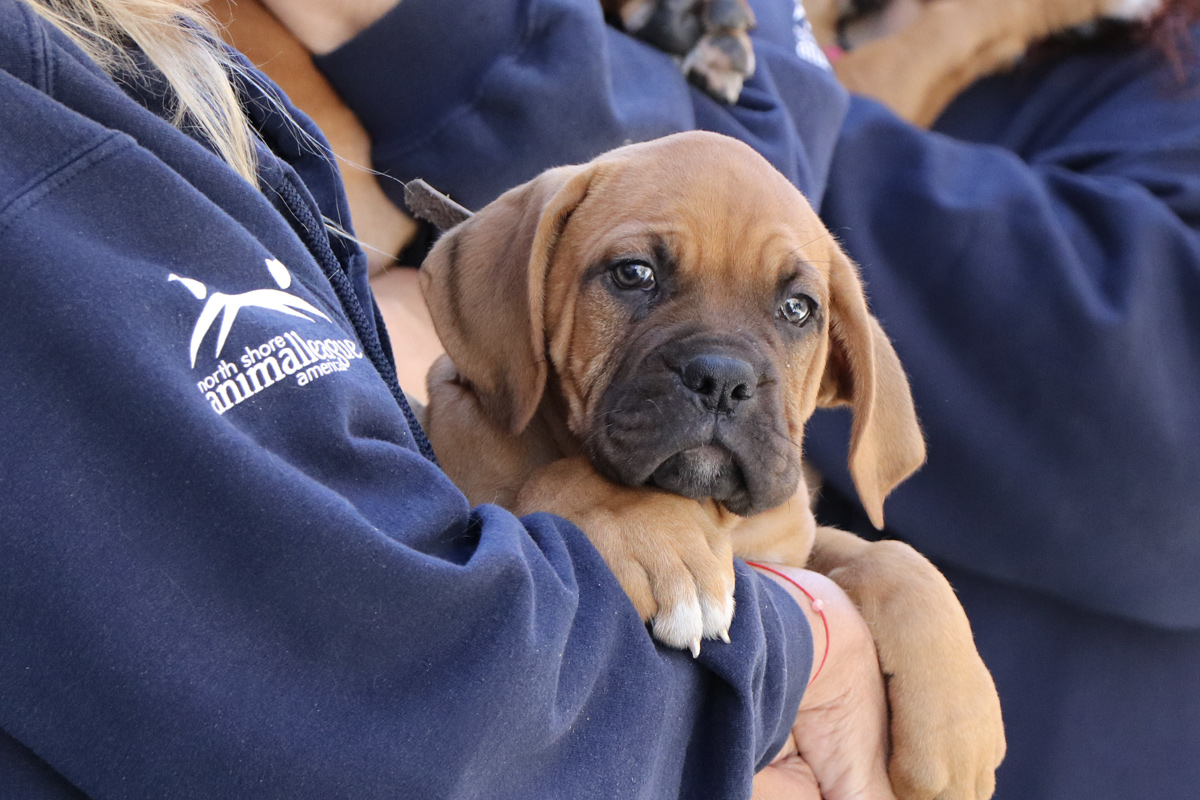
left=745, top=561, right=830, bottom=687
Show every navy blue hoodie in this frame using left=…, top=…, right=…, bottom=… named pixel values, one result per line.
left=0, top=2, right=813, bottom=797
left=812, top=37, right=1200, bottom=800
left=311, top=1, right=1200, bottom=797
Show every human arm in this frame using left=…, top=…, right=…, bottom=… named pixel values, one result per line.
left=281, top=0, right=847, bottom=212
left=0, top=139, right=803, bottom=799
left=804, top=39, right=1200, bottom=628
left=0, top=11, right=811, bottom=795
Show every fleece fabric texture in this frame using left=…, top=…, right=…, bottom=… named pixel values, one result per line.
left=0, top=1, right=813, bottom=797
left=315, top=1, right=1200, bottom=797
left=810, top=37, right=1200, bottom=799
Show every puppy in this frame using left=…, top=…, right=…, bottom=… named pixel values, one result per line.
left=419, top=131, right=1004, bottom=799
left=804, top=0, right=1163, bottom=126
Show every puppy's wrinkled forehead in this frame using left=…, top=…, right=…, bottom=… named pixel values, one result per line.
left=570, top=134, right=833, bottom=286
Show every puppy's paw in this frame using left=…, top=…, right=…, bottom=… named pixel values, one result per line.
left=823, top=539, right=1005, bottom=800
left=643, top=545, right=737, bottom=652
left=568, top=496, right=738, bottom=651
left=609, top=0, right=758, bottom=103
left=514, top=456, right=737, bottom=652
left=683, top=29, right=756, bottom=104
left=885, top=649, right=1005, bottom=800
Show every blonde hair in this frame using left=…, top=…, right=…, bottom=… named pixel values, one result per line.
left=26, top=0, right=259, bottom=183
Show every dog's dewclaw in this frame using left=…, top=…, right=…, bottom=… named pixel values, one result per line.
left=403, top=179, right=473, bottom=232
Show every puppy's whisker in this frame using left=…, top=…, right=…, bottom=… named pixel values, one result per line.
left=780, top=232, right=837, bottom=264
left=765, top=427, right=805, bottom=453
left=580, top=417, right=621, bottom=448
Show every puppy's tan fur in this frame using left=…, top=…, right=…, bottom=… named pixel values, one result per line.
left=804, top=0, right=1160, bottom=127
left=421, top=132, right=1004, bottom=799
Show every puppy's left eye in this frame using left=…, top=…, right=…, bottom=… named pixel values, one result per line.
left=610, top=261, right=656, bottom=291
left=779, top=295, right=815, bottom=326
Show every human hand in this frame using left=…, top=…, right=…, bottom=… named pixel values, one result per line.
left=751, top=565, right=895, bottom=800
left=257, top=0, right=402, bottom=54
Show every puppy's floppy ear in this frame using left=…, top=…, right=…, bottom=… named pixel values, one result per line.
left=420, top=164, right=595, bottom=435
left=818, top=246, right=926, bottom=529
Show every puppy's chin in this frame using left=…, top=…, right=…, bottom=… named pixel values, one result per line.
left=594, top=439, right=794, bottom=517
left=647, top=444, right=755, bottom=515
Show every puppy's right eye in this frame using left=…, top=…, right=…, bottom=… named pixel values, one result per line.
left=779, top=294, right=816, bottom=326
left=610, top=261, right=656, bottom=291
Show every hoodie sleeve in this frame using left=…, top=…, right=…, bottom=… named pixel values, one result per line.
left=0, top=5, right=810, bottom=797
left=804, top=45, right=1200, bottom=630
left=313, top=0, right=848, bottom=211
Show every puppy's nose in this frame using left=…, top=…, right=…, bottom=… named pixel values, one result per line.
left=681, top=354, right=756, bottom=413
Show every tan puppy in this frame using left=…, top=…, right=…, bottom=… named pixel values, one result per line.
left=804, top=0, right=1163, bottom=126
left=420, top=131, right=1004, bottom=799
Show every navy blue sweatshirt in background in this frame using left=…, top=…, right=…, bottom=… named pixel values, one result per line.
left=0, top=2, right=813, bottom=797
left=812, top=41, right=1200, bottom=799
left=313, top=1, right=1200, bottom=797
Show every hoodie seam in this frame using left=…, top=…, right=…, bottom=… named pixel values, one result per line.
left=0, top=132, right=128, bottom=237
left=16, top=1, right=53, bottom=94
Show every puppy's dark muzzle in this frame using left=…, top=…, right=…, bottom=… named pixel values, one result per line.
left=589, top=341, right=801, bottom=517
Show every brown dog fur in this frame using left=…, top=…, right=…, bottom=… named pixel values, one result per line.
left=420, top=132, right=1005, bottom=799
left=804, top=0, right=1161, bottom=127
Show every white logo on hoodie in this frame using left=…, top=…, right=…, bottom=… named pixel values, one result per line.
left=170, top=257, right=331, bottom=367
left=171, top=258, right=364, bottom=415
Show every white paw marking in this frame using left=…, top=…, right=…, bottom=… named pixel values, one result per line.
left=652, top=598, right=705, bottom=650
left=1104, top=0, right=1161, bottom=20
left=700, top=587, right=736, bottom=640
left=653, top=585, right=737, bottom=652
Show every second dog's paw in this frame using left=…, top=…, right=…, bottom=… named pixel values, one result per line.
left=683, top=29, right=756, bottom=104
left=612, top=0, right=758, bottom=103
